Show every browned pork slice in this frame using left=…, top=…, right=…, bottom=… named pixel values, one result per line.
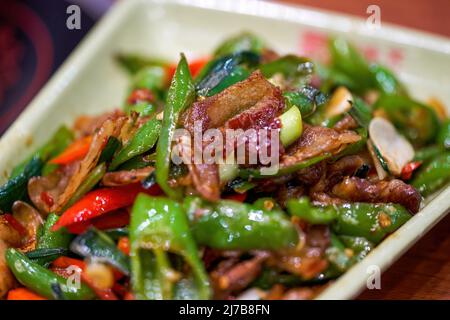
left=55, top=115, right=127, bottom=211
left=332, top=176, right=421, bottom=213
left=181, top=71, right=286, bottom=201
left=101, top=167, right=154, bottom=187
left=281, top=124, right=361, bottom=167
left=28, top=161, right=79, bottom=214
left=183, top=70, right=283, bottom=133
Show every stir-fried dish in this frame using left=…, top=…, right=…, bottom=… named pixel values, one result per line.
left=1, top=32, right=449, bottom=300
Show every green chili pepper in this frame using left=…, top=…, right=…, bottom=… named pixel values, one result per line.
left=61, top=163, right=106, bottom=212
left=185, top=197, right=298, bottom=250
left=253, top=197, right=281, bottom=211
left=124, top=66, right=167, bottom=114
left=260, top=55, right=314, bottom=86
left=325, top=233, right=353, bottom=274
left=130, top=194, right=211, bottom=300
left=11, top=126, right=73, bottom=178
left=283, top=86, right=327, bottom=118
left=437, top=119, right=450, bottom=149
left=115, top=53, right=168, bottom=74
left=324, top=234, right=374, bottom=277
left=26, top=248, right=69, bottom=261
left=412, top=152, right=450, bottom=196
left=34, top=213, right=73, bottom=265
left=369, top=64, right=407, bottom=96
left=306, top=101, right=344, bottom=127
left=332, top=202, right=411, bottom=244
left=374, top=94, right=440, bottom=146
left=205, top=65, right=250, bottom=97
left=213, top=32, right=265, bottom=57
left=109, top=118, right=161, bottom=170
left=252, top=268, right=305, bottom=290
left=327, top=38, right=374, bottom=94
left=0, top=156, right=43, bottom=213
left=196, top=51, right=259, bottom=97
left=316, top=62, right=359, bottom=94
left=239, top=154, right=330, bottom=179
left=70, top=228, right=130, bottom=275
left=413, top=145, right=442, bottom=163
left=326, top=38, right=406, bottom=96
left=98, top=137, right=121, bottom=164
left=104, top=227, right=129, bottom=240
left=339, top=235, right=374, bottom=262
left=348, top=97, right=372, bottom=129
left=286, top=197, right=410, bottom=244
left=116, top=154, right=154, bottom=171
left=286, top=197, right=337, bottom=224
left=5, top=248, right=95, bottom=300
left=156, top=54, right=195, bottom=199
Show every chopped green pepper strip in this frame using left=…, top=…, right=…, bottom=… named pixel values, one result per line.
left=10, top=126, right=73, bottom=178
left=156, top=54, right=195, bottom=199
left=60, top=163, right=106, bottom=212
left=34, top=213, right=73, bottom=265
left=239, top=154, right=330, bottom=179
left=205, top=65, right=250, bottom=97
left=332, top=202, right=411, bottom=244
left=260, top=55, right=314, bottom=85
left=412, top=152, right=450, bottom=196
left=5, top=248, right=95, bottom=300
left=98, top=136, right=121, bottom=164
left=286, top=197, right=411, bottom=244
left=109, top=118, right=161, bottom=170
left=437, top=119, right=450, bottom=149
left=0, top=156, right=43, bottom=213
left=185, top=197, right=298, bottom=250
left=115, top=53, right=168, bottom=74
left=195, top=51, right=259, bottom=96
left=70, top=228, right=130, bottom=276
left=413, top=145, right=442, bottom=163
left=374, top=94, right=440, bottom=146
left=339, top=235, right=374, bottom=262
left=286, top=197, right=337, bottom=224
left=213, top=32, right=265, bottom=57
left=283, top=86, right=327, bottom=118
left=130, top=194, right=211, bottom=300
left=348, top=97, right=372, bottom=129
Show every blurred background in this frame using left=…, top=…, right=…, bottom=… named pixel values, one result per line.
left=0, top=0, right=449, bottom=299
left=1, top=0, right=449, bottom=135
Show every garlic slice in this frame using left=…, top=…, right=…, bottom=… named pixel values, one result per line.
left=325, top=86, right=353, bottom=118
left=368, top=117, right=414, bottom=176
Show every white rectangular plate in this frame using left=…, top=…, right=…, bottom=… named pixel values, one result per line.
left=0, top=0, right=449, bottom=299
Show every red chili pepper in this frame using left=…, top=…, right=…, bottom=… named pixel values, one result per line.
left=66, top=209, right=130, bottom=235
left=166, top=57, right=209, bottom=82
left=117, top=237, right=130, bottom=256
left=3, top=213, right=27, bottom=236
left=51, top=256, right=123, bottom=281
left=127, top=88, right=154, bottom=105
left=52, top=256, right=86, bottom=270
left=7, top=288, right=47, bottom=300
left=223, top=192, right=247, bottom=202
left=52, top=183, right=161, bottom=232
left=50, top=136, right=92, bottom=165
left=401, top=161, right=422, bottom=180
left=123, top=292, right=135, bottom=300
left=112, top=283, right=128, bottom=298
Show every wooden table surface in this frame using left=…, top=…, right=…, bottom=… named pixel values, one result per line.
left=277, top=0, right=450, bottom=300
